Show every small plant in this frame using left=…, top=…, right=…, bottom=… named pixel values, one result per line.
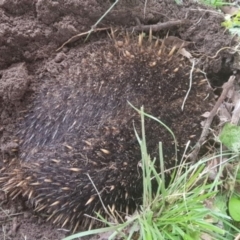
left=222, top=13, right=240, bottom=28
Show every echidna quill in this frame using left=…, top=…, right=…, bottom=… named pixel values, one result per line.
left=1, top=31, right=214, bottom=232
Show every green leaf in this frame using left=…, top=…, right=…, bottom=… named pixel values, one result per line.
left=219, top=123, right=240, bottom=153
left=214, top=193, right=228, bottom=214
left=229, top=195, right=240, bottom=221
left=222, top=11, right=240, bottom=29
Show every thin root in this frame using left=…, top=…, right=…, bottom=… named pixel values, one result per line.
left=56, top=27, right=110, bottom=52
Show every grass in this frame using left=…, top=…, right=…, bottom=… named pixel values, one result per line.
left=64, top=107, right=240, bottom=240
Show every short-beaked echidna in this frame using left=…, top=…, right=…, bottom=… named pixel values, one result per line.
left=1, top=32, right=213, bottom=232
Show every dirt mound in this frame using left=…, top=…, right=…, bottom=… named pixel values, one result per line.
left=0, top=0, right=237, bottom=239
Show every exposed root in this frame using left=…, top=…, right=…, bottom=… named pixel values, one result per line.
left=204, top=46, right=239, bottom=59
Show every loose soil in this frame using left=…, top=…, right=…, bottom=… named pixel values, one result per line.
left=0, top=0, right=238, bottom=239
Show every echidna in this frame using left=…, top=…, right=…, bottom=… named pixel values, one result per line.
left=1, top=32, right=214, bottom=232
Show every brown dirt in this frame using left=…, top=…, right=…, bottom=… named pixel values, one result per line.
left=0, top=0, right=237, bottom=239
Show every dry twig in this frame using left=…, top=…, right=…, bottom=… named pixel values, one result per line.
left=189, top=75, right=236, bottom=162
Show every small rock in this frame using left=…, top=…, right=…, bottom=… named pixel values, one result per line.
left=54, top=52, right=66, bottom=63
left=23, top=211, right=31, bottom=219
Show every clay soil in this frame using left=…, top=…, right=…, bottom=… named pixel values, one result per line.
left=0, top=0, right=237, bottom=239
